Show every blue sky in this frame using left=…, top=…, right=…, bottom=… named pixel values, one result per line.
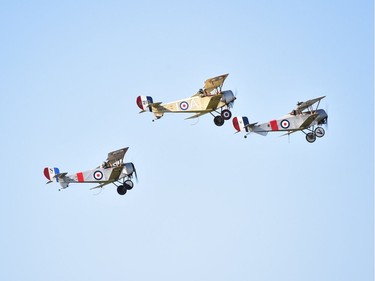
left=0, top=1, right=373, bottom=280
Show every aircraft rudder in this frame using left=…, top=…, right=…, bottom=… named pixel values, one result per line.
left=43, top=167, right=60, bottom=182
left=136, top=95, right=154, bottom=112
left=232, top=116, right=249, bottom=132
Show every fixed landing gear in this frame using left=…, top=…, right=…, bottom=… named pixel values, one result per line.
left=213, top=109, right=232, bottom=126
left=315, top=127, right=325, bottom=138
left=117, top=185, right=127, bottom=195
left=221, top=109, right=232, bottom=120
left=305, top=126, right=325, bottom=143
left=306, top=132, right=316, bottom=143
left=124, top=180, right=134, bottom=190
left=116, top=180, right=134, bottom=195
left=214, top=115, right=225, bottom=126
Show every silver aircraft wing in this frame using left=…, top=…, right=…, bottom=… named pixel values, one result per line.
left=106, top=147, right=129, bottom=165
left=295, top=96, right=325, bottom=112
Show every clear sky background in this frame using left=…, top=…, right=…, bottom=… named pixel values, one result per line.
left=0, top=1, right=373, bottom=280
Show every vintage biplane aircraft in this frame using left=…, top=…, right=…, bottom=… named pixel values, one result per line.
left=43, top=147, right=137, bottom=195
left=136, top=74, right=236, bottom=126
left=233, top=96, right=328, bottom=143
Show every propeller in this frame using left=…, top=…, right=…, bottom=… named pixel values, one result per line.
left=319, top=104, right=329, bottom=130
left=228, top=90, right=238, bottom=109
left=325, top=104, right=329, bottom=129
left=132, top=163, right=139, bottom=183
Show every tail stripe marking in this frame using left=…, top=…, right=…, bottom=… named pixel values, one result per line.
left=54, top=167, right=60, bottom=182
left=77, top=172, right=84, bottom=182
left=243, top=117, right=250, bottom=132
left=43, top=168, right=50, bottom=180
left=270, top=120, right=279, bottom=131
left=233, top=117, right=240, bottom=132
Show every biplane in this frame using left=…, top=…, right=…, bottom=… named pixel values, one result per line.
left=233, top=96, right=328, bottom=143
left=136, top=74, right=236, bottom=126
left=43, top=147, right=137, bottom=195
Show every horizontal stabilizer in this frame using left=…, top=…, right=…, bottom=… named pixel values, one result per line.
left=54, top=172, right=68, bottom=179
left=245, top=122, right=258, bottom=128
left=149, top=102, right=162, bottom=107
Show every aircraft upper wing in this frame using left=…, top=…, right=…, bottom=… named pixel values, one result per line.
left=106, top=147, right=129, bottom=165
left=203, top=74, right=229, bottom=93
left=295, top=96, right=325, bottom=112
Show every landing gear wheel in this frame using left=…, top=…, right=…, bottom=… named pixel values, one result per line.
left=124, top=180, right=134, bottom=190
left=221, top=109, right=232, bottom=120
left=315, top=127, right=325, bottom=138
left=214, top=115, right=225, bottom=126
left=306, top=132, right=316, bottom=143
left=117, top=185, right=127, bottom=195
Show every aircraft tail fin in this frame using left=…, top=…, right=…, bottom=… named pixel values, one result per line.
left=43, top=167, right=61, bottom=183
left=232, top=117, right=268, bottom=136
left=232, top=116, right=251, bottom=133
left=136, top=96, right=154, bottom=112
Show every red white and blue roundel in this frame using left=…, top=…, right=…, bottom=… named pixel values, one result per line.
left=93, top=170, right=103, bottom=180
left=280, top=119, right=290, bottom=129
left=179, top=101, right=189, bottom=110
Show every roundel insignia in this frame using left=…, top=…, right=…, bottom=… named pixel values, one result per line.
left=93, top=170, right=103, bottom=180
left=179, top=101, right=189, bottom=110
left=280, top=119, right=290, bottom=129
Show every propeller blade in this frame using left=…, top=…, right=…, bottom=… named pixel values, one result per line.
left=133, top=164, right=138, bottom=183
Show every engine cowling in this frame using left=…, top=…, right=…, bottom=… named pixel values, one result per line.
left=221, top=90, right=236, bottom=106
left=124, top=162, right=135, bottom=176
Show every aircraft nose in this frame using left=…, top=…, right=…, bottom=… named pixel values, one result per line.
left=317, top=109, right=328, bottom=125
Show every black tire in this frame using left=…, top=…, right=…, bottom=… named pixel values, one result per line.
left=221, top=109, right=232, bottom=120
left=214, top=115, right=225, bottom=126
left=124, top=180, right=134, bottom=190
left=306, top=132, right=316, bottom=143
left=117, top=185, right=127, bottom=195
left=315, top=127, right=325, bottom=138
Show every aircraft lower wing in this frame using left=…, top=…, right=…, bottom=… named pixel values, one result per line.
left=185, top=111, right=211, bottom=119
left=280, top=130, right=300, bottom=137
left=53, top=172, right=68, bottom=179
left=138, top=102, right=162, bottom=113
left=108, top=166, right=123, bottom=181
left=206, top=95, right=222, bottom=110
left=90, top=182, right=111, bottom=190
left=299, top=114, right=318, bottom=129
